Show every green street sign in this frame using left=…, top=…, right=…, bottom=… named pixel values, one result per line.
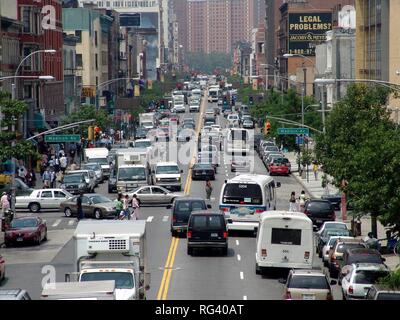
left=44, top=134, right=81, bottom=143
left=277, top=128, right=309, bottom=135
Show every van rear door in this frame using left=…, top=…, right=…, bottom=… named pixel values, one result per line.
left=189, top=215, right=226, bottom=243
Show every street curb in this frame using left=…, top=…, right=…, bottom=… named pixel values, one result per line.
left=291, top=172, right=316, bottom=198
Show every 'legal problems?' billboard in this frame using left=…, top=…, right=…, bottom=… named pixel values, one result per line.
left=288, top=12, right=333, bottom=56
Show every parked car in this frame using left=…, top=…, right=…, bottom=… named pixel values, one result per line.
left=317, top=221, right=349, bottom=236
left=322, top=236, right=354, bottom=267
left=280, top=269, right=336, bottom=300
left=60, top=194, right=116, bottom=219
left=108, top=170, right=117, bottom=193
left=60, top=174, right=91, bottom=195
left=191, top=163, right=216, bottom=181
left=316, top=228, right=352, bottom=257
left=187, top=211, right=228, bottom=256
left=338, top=248, right=386, bottom=284
left=0, top=254, right=5, bottom=283
left=0, top=289, right=31, bottom=300
left=168, top=197, right=211, bottom=236
left=82, top=163, right=104, bottom=183
left=263, top=153, right=284, bottom=168
left=268, top=158, right=291, bottom=176
left=260, top=145, right=280, bottom=159
left=304, top=199, right=336, bottom=229
left=365, top=284, right=400, bottom=300
left=15, top=189, right=73, bottom=213
left=341, top=263, right=390, bottom=300
left=321, top=192, right=354, bottom=210
left=4, top=216, right=47, bottom=247
left=125, top=185, right=183, bottom=205
left=328, top=239, right=367, bottom=278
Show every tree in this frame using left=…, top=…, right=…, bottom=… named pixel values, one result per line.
left=315, top=84, right=400, bottom=237
left=0, top=91, right=37, bottom=163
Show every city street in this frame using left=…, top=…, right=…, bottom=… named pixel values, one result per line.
left=0, top=98, right=335, bottom=300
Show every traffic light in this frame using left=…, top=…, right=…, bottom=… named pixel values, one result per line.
left=249, top=96, right=254, bottom=105
left=223, top=96, right=228, bottom=106
left=88, top=126, right=94, bottom=141
left=264, top=121, right=271, bottom=135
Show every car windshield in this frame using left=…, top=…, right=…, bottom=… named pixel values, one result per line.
left=265, top=146, right=279, bottom=152
left=354, top=270, right=389, bottom=284
left=89, top=195, right=112, bottom=204
left=222, top=183, right=262, bottom=205
left=194, top=164, right=213, bottom=170
left=118, top=167, right=146, bottom=181
left=80, top=272, right=134, bottom=289
left=307, top=201, right=332, bottom=211
left=135, top=141, right=151, bottom=148
left=83, top=164, right=100, bottom=171
left=323, top=229, right=351, bottom=238
left=192, top=215, right=223, bottom=230
left=11, top=219, right=38, bottom=229
left=91, top=158, right=108, bottom=165
left=156, top=165, right=180, bottom=174
left=337, top=243, right=365, bottom=253
left=288, top=276, right=329, bottom=289
left=348, top=254, right=383, bottom=264
left=376, top=293, right=400, bottom=300
left=175, top=201, right=205, bottom=216
left=64, top=175, right=84, bottom=183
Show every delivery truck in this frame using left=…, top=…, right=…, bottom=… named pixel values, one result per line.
left=41, top=281, right=116, bottom=300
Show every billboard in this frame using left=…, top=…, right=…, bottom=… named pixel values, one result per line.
left=120, top=13, right=141, bottom=27
left=288, top=12, right=333, bottom=56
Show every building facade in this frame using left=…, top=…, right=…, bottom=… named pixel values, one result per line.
left=63, top=33, right=80, bottom=115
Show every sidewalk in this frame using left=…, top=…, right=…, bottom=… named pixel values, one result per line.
left=286, top=152, right=400, bottom=270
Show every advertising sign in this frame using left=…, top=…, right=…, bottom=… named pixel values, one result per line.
left=288, top=12, right=333, bottom=56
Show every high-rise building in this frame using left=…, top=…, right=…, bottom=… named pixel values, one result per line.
left=186, top=0, right=254, bottom=54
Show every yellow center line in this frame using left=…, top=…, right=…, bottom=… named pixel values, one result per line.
left=156, top=92, right=207, bottom=300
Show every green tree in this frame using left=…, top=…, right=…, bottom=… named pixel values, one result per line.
left=315, top=84, right=400, bottom=237
left=0, top=91, right=37, bottom=162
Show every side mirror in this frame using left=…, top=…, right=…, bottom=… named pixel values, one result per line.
left=207, top=204, right=212, bottom=209
left=278, top=278, right=287, bottom=284
left=166, top=205, right=172, bottom=209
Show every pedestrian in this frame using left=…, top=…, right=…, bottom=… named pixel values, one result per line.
left=1, top=192, right=10, bottom=215
left=29, top=168, right=36, bottom=188
left=77, top=192, right=84, bottom=221
left=49, top=156, right=55, bottom=169
left=60, top=154, right=68, bottom=174
left=289, top=191, right=298, bottom=212
left=18, top=163, right=27, bottom=182
left=69, top=143, right=76, bottom=159
left=299, top=190, right=307, bottom=213
left=313, top=162, right=319, bottom=181
left=50, top=170, right=56, bottom=188
left=115, top=194, right=124, bottom=219
left=70, top=161, right=78, bottom=171
left=123, top=194, right=130, bottom=220
left=42, top=168, right=52, bottom=188
left=54, top=156, right=60, bottom=173
left=131, top=194, right=140, bottom=220
left=56, top=170, right=64, bottom=185
left=205, top=179, right=213, bottom=200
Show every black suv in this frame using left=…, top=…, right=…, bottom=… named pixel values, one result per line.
left=187, top=211, right=228, bottom=256
left=304, top=199, right=336, bottom=229
left=168, top=197, right=211, bottom=236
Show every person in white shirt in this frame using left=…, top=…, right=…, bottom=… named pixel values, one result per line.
left=60, top=155, right=68, bottom=173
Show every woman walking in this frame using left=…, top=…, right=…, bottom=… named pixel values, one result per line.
left=131, top=194, right=140, bottom=220
left=205, top=179, right=213, bottom=200
left=289, top=191, right=298, bottom=212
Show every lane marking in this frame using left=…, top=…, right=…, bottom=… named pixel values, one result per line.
left=240, top=271, right=244, bottom=280
left=147, top=216, right=154, bottom=222
left=162, top=234, right=179, bottom=300
left=237, top=254, right=241, bottom=261
left=157, top=237, right=177, bottom=300
left=162, top=215, right=169, bottom=222
left=236, top=240, right=240, bottom=246
left=68, top=220, right=75, bottom=226
left=52, top=219, right=61, bottom=227
left=243, top=295, right=247, bottom=300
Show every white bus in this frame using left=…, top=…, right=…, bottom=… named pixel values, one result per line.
left=219, top=174, right=280, bottom=232
left=225, top=128, right=251, bottom=155
left=255, top=211, right=314, bottom=274
left=208, top=86, right=221, bottom=102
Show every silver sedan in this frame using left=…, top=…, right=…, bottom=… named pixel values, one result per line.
left=125, top=185, right=184, bottom=205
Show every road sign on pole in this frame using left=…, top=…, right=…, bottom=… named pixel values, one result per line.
left=278, top=128, right=310, bottom=135
left=44, top=134, right=81, bottom=143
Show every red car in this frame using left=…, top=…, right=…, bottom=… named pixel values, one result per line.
left=0, top=254, right=5, bottom=283
left=268, top=158, right=291, bottom=176
left=155, top=127, right=170, bottom=142
left=4, top=216, right=47, bottom=247
left=169, top=113, right=180, bottom=125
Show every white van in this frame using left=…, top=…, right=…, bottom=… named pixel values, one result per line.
left=220, top=174, right=280, bottom=232
left=255, top=211, right=314, bottom=274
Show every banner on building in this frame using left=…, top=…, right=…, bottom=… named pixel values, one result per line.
left=134, top=85, right=140, bottom=97
left=147, top=80, right=153, bottom=90
left=82, top=86, right=96, bottom=98
left=252, top=79, right=258, bottom=91
left=288, top=12, right=333, bottom=56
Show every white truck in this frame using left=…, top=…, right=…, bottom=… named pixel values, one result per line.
left=115, top=148, right=151, bottom=192
left=172, top=94, right=186, bottom=113
left=151, top=162, right=183, bottom=191
left=42, top=281, right=116, bottom=300
left=66, top=220, right=150, bottom=300
left=139, top=113, right=156, bottom=130
left=84, top=147, right=111, bottom=177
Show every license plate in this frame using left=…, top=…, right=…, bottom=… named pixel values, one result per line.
left=17, top=237, right=23, bottom=242
left=303, top=294, right=315, bottom=300
left=211, top=233, right=218, bottom=237
left=202, top=171, right=207, bottom=175
left=316, top=219, right=323, bottom=223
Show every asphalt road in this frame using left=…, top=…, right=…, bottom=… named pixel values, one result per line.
left=0, top=98, right=343, bottom=300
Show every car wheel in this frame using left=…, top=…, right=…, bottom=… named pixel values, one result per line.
left=28, top=202, right=41, bottom=213
left=187, top=247, right=193, bottom=256
left=94, top=209, right=102, bottom=220
left=64, top=208, right=73, bottom=217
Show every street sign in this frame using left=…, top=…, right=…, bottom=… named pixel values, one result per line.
left=44, top=134, right=81, bottom=143
left=295, top=136, right=304, bottom=145
left=278, top=128, right=310, bottom=135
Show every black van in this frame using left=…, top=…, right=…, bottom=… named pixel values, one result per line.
left=168, top=197, right=211, bottom=236
left=187, top=211, right=228, bottom=256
